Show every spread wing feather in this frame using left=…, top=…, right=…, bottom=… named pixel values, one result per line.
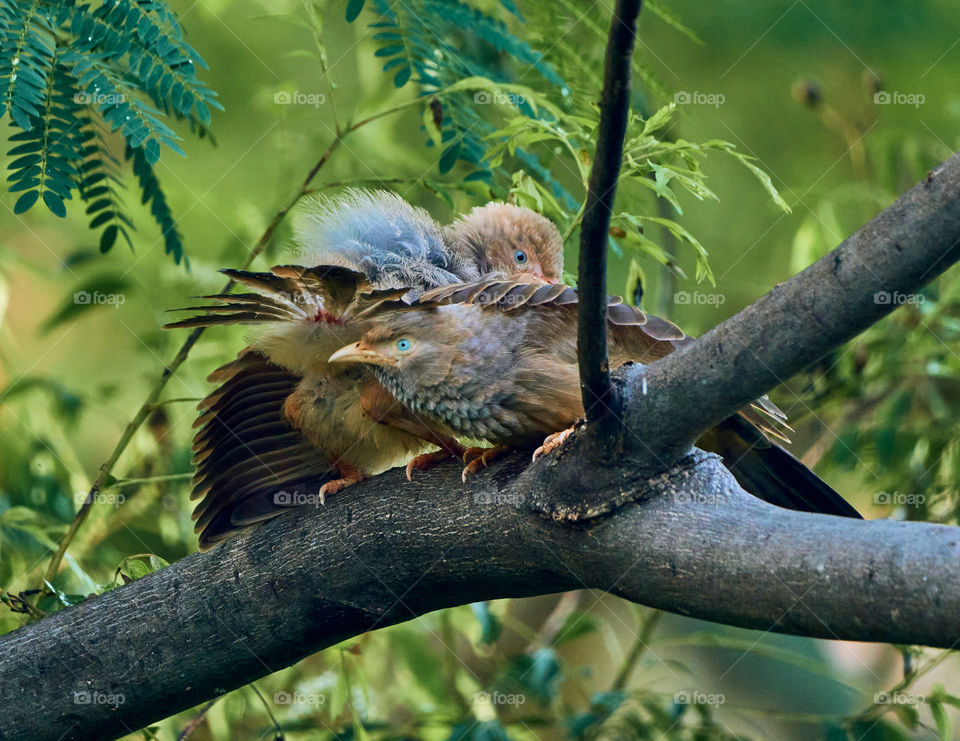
left=189, top=349, right=331, bottom=550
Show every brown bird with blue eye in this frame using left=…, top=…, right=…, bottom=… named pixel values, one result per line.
left=328, top=280, right=862, bottom=519
left=166, top=191, right=567, bottom=548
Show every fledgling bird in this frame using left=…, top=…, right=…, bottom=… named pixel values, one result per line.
left=445, top=202, right=564, bottom=284
left=167, top=191, right=567, bottom=548
left=327, top=280, right=862, bottom=519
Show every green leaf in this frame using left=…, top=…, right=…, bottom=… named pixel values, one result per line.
left=930, top=700, right=952, bottom=741
left=99, top=224, right=118, bottom=252
left=40, top=273, right=132, bottom=334
left=642, top=103, right=677, bottom=135
left=706, top=142, right=791, bottom=213
left=42, top=190, right=66, bottom=217
left=13, top=190, right=39, bottom=213
left=551, top=610, right=599, bottom=646
left=471, top=602, right=502, bottom=644
left=345, top=0, right=366, bottom=23
left=393, top=65, right=411, bottom=87
left=438, top=139, right=461, bottom=173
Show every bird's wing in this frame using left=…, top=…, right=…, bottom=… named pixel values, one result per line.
left=416, top=279, right=792, bottom=441
left=164, top=265, right=377, bottom=329
left=190, top=348, right=333, bottom=550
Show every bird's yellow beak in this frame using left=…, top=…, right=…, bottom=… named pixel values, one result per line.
left=328, top=341, right=397, bottom=366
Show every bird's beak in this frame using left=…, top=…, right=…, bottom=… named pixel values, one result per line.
left=519, top=269, right=559, bottom=285
left=328, top=341, right=397, bottom=367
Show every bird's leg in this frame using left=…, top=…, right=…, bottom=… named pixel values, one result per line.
left=318, top=461, right=368, bottom=502
left=532, top=427, right=576, bottom=461
left=401, top=432, right=467, bottom=481
left=405, top=443, right=464, bottom=481
left=461, top=445, right=511, bottom=482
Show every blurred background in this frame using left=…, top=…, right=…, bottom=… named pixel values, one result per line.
left=1, top=0, right=958, bottom=738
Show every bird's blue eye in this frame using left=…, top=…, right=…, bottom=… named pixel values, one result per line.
left=396, top=338, right=412, bottom=352
left=514, top=249, right=527, bottom=263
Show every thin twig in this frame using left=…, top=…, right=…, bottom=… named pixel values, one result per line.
left=611, top=608, right=661, bottom=691
left=110, top=472, right=193, bottom=488
left=577, top=0, right=642, bottom=426
left=248, top=684, right=284, bottom=739
left=854, top=649, right=953, bottom=724
left=175, top=698, right=218, bottom=741
left=304, top=177, right=412, bottom=195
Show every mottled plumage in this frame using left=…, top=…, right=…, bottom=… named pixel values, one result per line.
left=329, top=279, right=861, bottom=518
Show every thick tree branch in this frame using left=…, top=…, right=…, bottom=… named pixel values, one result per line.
left=2, top=454, right=959, bottom=741
left=611, top=152, right=960, bottom=467
left=578, top=0, right=641, bottom=427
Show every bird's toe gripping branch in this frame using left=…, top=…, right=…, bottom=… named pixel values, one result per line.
left=461, top=445, right=511, bottom=482
left=532, top=426, right=577, bottom=462
left=405, top=449, right=454, bottom=481
left=318, top=463, right=369, bottom=502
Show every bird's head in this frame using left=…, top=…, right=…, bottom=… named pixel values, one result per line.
left=446, top=202, right=563, bottom=284
left=327, top=310, right=458, bottom=386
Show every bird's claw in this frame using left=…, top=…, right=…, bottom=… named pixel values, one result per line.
left=318, top=467, right=367, bottom=500
left=532, top=427, right=575, bottom=462
left=460, top=445, right=509, bottom=483
left=405, top=449, right=453, bottom=481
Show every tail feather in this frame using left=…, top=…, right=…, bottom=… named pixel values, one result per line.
left=700, top=416, right=861, bottom=518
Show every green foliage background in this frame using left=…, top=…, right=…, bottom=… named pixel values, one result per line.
left=0, top=1, right=958, bottom=739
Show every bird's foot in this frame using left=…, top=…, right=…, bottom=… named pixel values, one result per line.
left=532, top=427, right=575, bottom=462
left=318, top=464, right=368, bottom=502
left=461, top=445, right=510, bottom=483
left=406, top=449, right=452, bottom=480
left=405, top=438, right=468, bottom=481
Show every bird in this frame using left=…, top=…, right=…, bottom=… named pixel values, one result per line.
left=327, top=278, right=862, bottom=519
left=166, top=190, right=568, bottom=548
left=444, top=201, right=564, bottom=285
